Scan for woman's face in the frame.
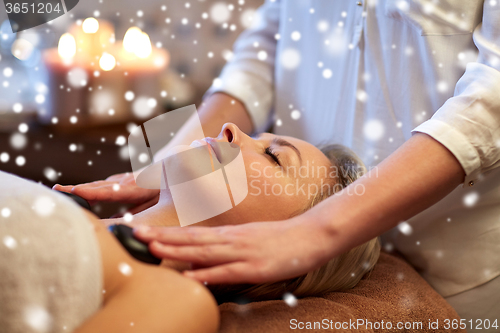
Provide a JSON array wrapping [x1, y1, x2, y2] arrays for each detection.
[[160, 123, 333, 226]]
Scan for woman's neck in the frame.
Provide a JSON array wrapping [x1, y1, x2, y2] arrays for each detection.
[[103, 192, 180, 228]]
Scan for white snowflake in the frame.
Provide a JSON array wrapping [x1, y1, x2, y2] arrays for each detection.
[[3, 235, 17, 249], [283, 292, 298, 307], [13, 103, 23, 113], [18, 123, 29, 133], [363, 120, 384, 141], [3, 67, 13, 77], [10, 133, 27, 150], [210, 2, 231, 24], [322, 68, 332, 79], [119, 262, 133, 276], [115, 136, 126, 146], [16, 156, 26, 166], [257, 50, 267, 61], [24, 305, 53, 333], [35, 94, 45, 104], [0, 152, 9, 163], [463, 192, 479, 207], [290, 110, 301, 120], [397, 221, 413, 235], [1, 207, 12, 218], [437, 81, 448, 93], [356, 90, 368, 103], [124, 91, 135, 101], [67, 67, 88, 88], [280, 48, 301, 70], [240, 9, 257, 29], [457, 49, 478, 69], [316, 20, 330, 32], [138, 153, 149, 164], [291, 31, 301, 41], [33, 196, 56, 217], [123, 213, 134, 223], [132, 97, 156, 119], [43, 167, 58, 182]]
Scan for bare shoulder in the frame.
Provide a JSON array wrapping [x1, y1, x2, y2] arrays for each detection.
[[77, 211, 219, 333]]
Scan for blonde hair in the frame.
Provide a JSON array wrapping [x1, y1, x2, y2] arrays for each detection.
[[212, 144, 381, 302]]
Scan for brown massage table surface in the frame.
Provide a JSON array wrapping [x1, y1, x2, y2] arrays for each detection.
[[218, 252, 464, 332]]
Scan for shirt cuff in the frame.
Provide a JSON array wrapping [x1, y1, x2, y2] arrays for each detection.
[[203, 69, 273, 134], [412, 119, 481, 187]]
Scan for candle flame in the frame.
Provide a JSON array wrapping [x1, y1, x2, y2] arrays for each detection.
[[136, 33, 152, 59], [82, 18, 99, 34], [123, 27, 143, 53], [58, 33, 76, 59], [99, 52, 116, 71], [123, 27, 152, 58]]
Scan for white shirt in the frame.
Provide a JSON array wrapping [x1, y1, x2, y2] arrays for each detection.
[[206, 0, 500, 322]]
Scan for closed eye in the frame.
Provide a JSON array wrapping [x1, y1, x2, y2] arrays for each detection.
[[265, 147, 281, 166]]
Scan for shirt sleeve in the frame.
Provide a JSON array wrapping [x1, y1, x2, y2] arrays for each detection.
[[203, 0, 281, 133], [411, 2, 500, 186]]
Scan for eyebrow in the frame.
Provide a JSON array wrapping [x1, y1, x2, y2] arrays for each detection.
[[272, 137, 303, 165]]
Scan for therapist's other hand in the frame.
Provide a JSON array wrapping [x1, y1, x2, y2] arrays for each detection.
[[53, 172, 160, 206], [134, 217, 333, 285]]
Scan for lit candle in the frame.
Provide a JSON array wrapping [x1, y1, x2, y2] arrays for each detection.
[[42, 22, 169, 127], [58, 33, 76, 60], [123, 27, 143, 54], [99, 52, 116, 71], [115, 27, 169, 73], [69, 17, 115, 59]]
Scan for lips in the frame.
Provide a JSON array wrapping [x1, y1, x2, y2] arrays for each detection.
[[204, 138, 221, 164]]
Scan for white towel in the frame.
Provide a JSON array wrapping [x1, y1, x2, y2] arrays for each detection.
[[0, 171, 102, 333]]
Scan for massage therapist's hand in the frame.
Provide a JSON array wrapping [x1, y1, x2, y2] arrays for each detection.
[[134, 217, 334, 284], [53, 172, 159, 211]]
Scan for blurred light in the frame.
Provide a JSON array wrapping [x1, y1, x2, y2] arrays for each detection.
[[99, 52, 116, 71], [240, 9, 257, 29], [132, 96, 156, 119], [210, 2, 231, 24], [58, 33, 76, 59], [124, 91, 135, 101], [135, 33, 152, 58], [123, 27, 143, 53], [35, 94, 45, 104], [11, 39, 35, 60], [67, 67, 89, 88], [82, 17, 99, 34]]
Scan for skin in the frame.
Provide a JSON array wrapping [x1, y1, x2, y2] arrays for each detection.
[[54, 93, 252, 212], [55, 92, 466, 286], [73, 210, 219, 333], [100, 122, 333, 229]]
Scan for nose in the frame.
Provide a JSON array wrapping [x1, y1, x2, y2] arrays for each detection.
[[219, 123, 241, 144]]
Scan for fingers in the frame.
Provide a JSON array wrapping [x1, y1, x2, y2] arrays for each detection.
[[134, 226, 229, 245], [182, 263, 256, 285], [52, 184, 74, 193], [149, 241, 239, 265], [53, 181, 111, 201], [70, 181, 117, 202]]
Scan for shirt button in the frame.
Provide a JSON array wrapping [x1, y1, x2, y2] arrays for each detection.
[[357, 1, 363, 6]]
